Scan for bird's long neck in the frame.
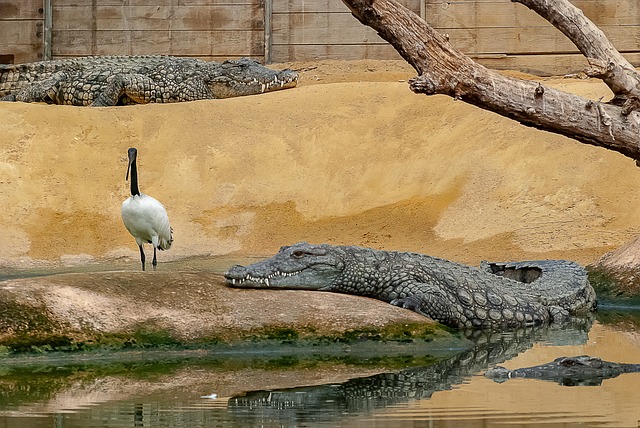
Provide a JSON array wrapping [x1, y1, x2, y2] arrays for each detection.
[[130, 159, 140, 196]]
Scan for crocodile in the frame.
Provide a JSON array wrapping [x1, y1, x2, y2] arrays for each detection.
[[224, 242, 597, 329], [485, 355, 640, 386], [0, 56, 298, 106]]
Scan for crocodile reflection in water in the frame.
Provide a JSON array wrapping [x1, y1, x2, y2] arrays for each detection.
[[485, 355, 640, 386], [227, 319, 593, 420]]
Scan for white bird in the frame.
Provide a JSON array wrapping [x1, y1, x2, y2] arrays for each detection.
[[121, 147, 173, 271], [200, 393, 218, 400]]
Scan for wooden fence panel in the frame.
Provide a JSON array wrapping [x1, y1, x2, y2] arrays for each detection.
[[269, 0, 640, 70], [53, 5, 263, 31], [270, 0, 419, 62], [425, 0, 640, 28], [272, 13, 387, 45], [52, 30, 264, 58], [1, 0, 639, 75], [444, 26, 640, 55], [422, 0, 640, 73], [272, 43, 402, 62], [0, 0, 44, 63], [51, 1, 265, 61], [272, 0, 383, 13]]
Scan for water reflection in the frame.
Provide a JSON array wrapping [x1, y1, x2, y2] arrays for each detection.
[[227, 319, 593, 424], [0, 316, 619, 427], [0, 255, 262, 282]]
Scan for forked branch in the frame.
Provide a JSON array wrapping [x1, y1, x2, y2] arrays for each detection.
[[341, 0, 640, 160]]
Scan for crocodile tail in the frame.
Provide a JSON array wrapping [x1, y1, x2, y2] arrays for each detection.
[[0, 58, 85, 96]]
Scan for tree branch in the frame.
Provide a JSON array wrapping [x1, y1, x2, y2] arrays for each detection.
[[341, 0, 640, 160], [512, 0, 640, 108], [513, 0, 631, 68]]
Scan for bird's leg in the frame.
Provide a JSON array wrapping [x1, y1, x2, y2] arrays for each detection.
[[139, 245, 146, 271], [152, 247, 158, 271]]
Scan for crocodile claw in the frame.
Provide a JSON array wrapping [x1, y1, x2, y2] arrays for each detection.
[[391, 296, 421, 311]]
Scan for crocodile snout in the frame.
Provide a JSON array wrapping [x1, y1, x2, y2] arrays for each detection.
[[224, 265, 246, 282]]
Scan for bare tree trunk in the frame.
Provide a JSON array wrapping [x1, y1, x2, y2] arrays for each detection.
[[341, 0, 640, 160]]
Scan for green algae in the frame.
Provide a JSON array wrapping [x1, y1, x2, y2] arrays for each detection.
[[588, 267, 640, 303], [328, 322, 454, 343], [0, 319, 454, 356], [238, 321, 452, 348], [248, 326, 301, 343]]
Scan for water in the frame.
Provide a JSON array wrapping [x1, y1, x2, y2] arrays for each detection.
[[1, 311, 639, 427], [0, 255, 264, 282]]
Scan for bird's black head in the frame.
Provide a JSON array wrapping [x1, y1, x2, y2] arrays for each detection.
[[126, 147, 138, 181]]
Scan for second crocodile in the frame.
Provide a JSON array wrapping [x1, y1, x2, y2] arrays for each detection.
[[485, 355, 640, 386], [0, 56, 298, 106], [225, 242, 597, 330]]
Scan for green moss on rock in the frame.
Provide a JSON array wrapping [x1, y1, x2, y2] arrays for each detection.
[[0, 322, 186, 355], [249, 327, 301, 343], [240, 321, 451, 346], [588, 267, 640, 302], [0, 295, 454, 355]]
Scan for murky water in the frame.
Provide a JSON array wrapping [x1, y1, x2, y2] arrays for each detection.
[[1, 309, 639, 427]]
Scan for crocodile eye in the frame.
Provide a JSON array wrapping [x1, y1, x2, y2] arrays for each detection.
[[291, 250, 306, 259]]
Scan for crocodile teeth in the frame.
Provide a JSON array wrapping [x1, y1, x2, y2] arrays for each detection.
[[236, 269, 302, 285]]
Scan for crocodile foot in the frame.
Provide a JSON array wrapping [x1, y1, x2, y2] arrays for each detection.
[[548, 305, 570, 322], [390, 294, 448, 322], [390, 296, 422, 312]]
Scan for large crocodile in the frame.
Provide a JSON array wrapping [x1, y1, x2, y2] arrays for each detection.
[[0, 56, 298, 106], [224, 242, 597, 329], [485, 355, 640, 386]]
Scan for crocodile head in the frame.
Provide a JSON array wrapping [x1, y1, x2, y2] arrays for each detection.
[[225, 242, 345, 289], [206, 58, 298, 98], [484, 356, 633, 386]]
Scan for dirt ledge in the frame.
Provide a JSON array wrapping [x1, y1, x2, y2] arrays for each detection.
[[0, 271, 459, 354]]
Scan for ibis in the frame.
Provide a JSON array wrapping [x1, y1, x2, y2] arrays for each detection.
[[121, 147, 173, 271]]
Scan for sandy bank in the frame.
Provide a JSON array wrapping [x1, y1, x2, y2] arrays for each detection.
[[0, 270, 454, 352], [1, 60, 639, 269]]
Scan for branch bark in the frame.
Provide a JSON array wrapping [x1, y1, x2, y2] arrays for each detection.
[[341, 0, 640, 160]]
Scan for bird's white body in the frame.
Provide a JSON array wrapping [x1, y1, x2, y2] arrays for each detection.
[[121, 147, 172, 270], [121, 193, 172, 250]]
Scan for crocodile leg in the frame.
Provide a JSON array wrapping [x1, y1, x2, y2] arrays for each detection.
[[14, 71, 68, 104], [390, 282, 551, 329], [390, 285, 458, 327], [92, 74, 161, 106], [548, 305, 570, 322]]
